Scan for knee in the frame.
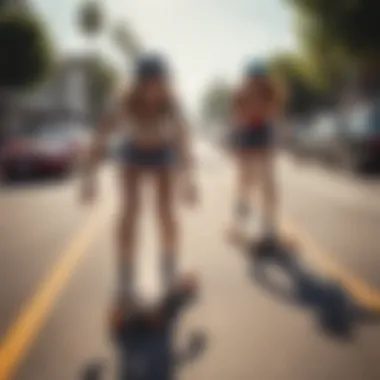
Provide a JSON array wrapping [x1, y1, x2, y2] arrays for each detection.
[[121, 197, 140, 225], [157, 199, 176, 226]]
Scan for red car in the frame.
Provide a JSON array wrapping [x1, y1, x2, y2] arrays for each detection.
[[0, 122, 91, 181]]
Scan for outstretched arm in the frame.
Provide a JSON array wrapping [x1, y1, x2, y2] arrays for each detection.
[[270, 79, 290, 144], [229, 89, 241, 128], [222, 90, 241, 151], [176, 109, 195, 176], [81, 97, 125, 199], [270, 78, 287, 121], [174, 108, 198, 204]]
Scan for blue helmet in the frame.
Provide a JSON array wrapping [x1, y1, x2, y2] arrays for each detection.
[[245, 60, 269, 78], [135, 53, 169, 80]]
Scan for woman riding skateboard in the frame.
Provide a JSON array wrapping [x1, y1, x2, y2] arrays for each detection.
[[228, 59, 285, 250], [80, 53, 198, 329]]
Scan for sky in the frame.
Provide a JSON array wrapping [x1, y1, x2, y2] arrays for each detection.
[[32, 0, 297, 114]]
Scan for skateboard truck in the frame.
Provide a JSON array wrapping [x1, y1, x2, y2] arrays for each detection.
[[110, 273, 198, 336], [148, 273, 199, 327]]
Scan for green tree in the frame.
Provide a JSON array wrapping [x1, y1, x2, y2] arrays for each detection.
[[289, 0, 380, 95], [295, 11, 353, 92], [0, 10, 55, 143], [77, 0, 107, 122], [0, 10, 54, 89], [289, 0, 380, 61], [77, 0, 104, 41], [86, 56, 118, 123], [269, 53, 328, 116], [201, 79, 233, 125], [112, 21, 142, 60]]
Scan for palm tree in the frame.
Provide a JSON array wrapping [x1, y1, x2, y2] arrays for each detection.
[[78, 0, 103, 37], [76, 1, 106, 122], [112, 21, 142, 61], [77, 0, 105, 54]]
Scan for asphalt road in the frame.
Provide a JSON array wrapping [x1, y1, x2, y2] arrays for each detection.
[[1, 140, 380, 380]]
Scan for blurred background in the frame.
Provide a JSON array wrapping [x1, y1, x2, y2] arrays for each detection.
[[1, 0, 379, 180], [0, 1, 380, 380], [0, 0, 141, 180]]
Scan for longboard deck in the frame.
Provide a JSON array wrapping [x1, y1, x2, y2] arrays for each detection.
[[111, 275, 198, 338], [109, 277, 198, 380]]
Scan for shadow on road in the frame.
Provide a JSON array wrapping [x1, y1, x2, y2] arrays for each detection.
[[247, 244, 380, 340], [81, 297, 207, 380]]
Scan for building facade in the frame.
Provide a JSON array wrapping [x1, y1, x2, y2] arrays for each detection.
[[5, 56, 90, 135]]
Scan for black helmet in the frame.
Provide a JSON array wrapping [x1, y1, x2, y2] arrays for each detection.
[[245, 59, 269, 78], [135, 53, 169, 80]]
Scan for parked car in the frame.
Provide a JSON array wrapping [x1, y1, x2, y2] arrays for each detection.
[[291, 103, 380, 172], [0, 120, 91, 181], [336, 104, 380, 171], [290, 113, 341, 162]]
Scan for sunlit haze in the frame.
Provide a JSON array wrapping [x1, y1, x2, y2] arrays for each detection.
[[32, 0, 296, 114], [1, 1, 380, 379]]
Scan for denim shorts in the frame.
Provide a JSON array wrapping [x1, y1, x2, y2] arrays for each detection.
[[119, 142, 176, 167], [230, 125, 274, 150]]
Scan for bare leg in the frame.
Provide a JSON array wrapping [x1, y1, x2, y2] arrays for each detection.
[[116, 164, 141, 308], [235, 151, 254, 221], [154, 168, 178, 292], [258, 149, 278, 239]]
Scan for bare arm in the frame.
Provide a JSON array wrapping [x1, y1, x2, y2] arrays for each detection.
[[82, 98, 124, 184], [221, 90, 241, 151], [270, 79, 291, 145], [174, 109, 199, 204], [175, 110, 195, 176], [229, 90, 241, 128], [270, 78, 287, 121]]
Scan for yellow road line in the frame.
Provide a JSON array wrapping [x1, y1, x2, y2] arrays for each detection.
[[281, 217, 380, 312], [0, 210, 101, 380]]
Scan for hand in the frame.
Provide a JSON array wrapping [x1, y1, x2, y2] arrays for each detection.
[[182, 178, 199, 207], [80, 178, 97, 205]]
